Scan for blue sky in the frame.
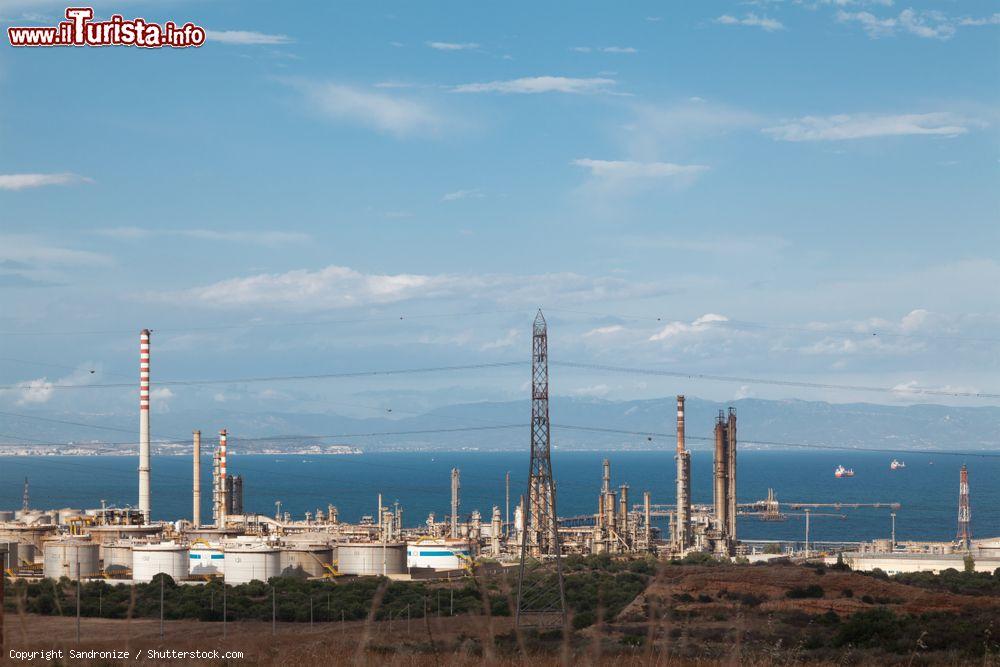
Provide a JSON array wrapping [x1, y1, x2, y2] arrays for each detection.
[[0, 0, 998, 423]]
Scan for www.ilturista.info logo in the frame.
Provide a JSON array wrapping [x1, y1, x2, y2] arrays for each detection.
[[8, 7, 206, 48]]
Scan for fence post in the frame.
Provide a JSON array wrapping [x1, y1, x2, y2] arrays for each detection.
[[223, 583, 227, 639], [272, 586, 276, 636], [309, 594, 313, 630], [159, 575, 164, 640]]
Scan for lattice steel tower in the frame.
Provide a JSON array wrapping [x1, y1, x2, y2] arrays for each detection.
[[957, 464, 971, 550], [515, 310, 566, 627]]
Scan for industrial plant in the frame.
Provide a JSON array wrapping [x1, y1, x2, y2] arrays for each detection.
[[1, 312, 997, 608]]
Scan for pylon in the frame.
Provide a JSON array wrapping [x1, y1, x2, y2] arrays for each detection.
[[515, 310, 566, 628]]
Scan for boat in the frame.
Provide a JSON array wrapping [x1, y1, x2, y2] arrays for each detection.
[[834, 465, 854, 478], [890, 459, 906, 470]]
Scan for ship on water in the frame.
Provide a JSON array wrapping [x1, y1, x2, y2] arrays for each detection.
[[834, 465, 855, 478], [890, 459, 906, 470]]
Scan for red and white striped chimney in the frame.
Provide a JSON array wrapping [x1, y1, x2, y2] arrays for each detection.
[[138, 329, 151, 522]]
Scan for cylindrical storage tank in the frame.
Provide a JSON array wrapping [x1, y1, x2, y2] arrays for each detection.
[[0, 541, 17, 570], [55, 508, 83, 524], [336, 542, 406, 576], [102, 541, 134, 574], [43, 540, 100, 579], [0, 511, 14, 521], [16, 542, 36, 567], [279, 546, 333, 578], [189, 545, 225, 577], [406, 540, 471, 570], [224, 545, 280, 584], [132, 543, 189, 583]]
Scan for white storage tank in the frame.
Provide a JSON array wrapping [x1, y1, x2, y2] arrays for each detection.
[[0, 511, 14, 521], [406, 539, 472, 570], [337, 542, 406, 576], [224, 544, 280, 584], [280, 546, 333, 578], [132, 542, 189, 583], [189, 544, 225, 577], [43, 539, 100, 579], [101, 541, 134, 574]]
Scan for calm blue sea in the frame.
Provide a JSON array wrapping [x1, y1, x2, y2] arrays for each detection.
[[1, 450, 996, 544]]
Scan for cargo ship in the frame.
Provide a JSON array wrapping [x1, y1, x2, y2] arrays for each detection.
[[890, 459, 906, 470], [834, 465, 854, 478]]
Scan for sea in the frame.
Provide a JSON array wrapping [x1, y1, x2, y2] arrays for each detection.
[[1, 450, 996, 545]]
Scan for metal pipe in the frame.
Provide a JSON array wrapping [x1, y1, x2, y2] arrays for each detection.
[[714, 411, 728, 552], [675, 395, 690, 550], [218, 429, 228, 528], [727, 408, 738, 547], [450, 468, 460, 539]]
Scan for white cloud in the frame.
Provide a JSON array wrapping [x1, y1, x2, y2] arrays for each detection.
[[763, 112, 971, 141], [573, 158, 709, 179], [94, 227, 310, 245], [837, 9, 964, 39], [480, 328, 520, 351], [427, 41, 479, 51], [583, 324, 625, 337], [0, 234, 110, 267], [14, 378, 53, 405], [715, 13, 785, 31], [286, 79, 446, 137], [4, 364, 99, 406], [441, 188, 484, 202], [573, 46, 638, 54], [207, 30, 292, 45], [571, 384, 611, 398], [649, 313, 729, 342], [451, 76, 615, 94], [0, 173, 90, 190], [156, 264, 666, 311], [958, 14, 1000, 27]]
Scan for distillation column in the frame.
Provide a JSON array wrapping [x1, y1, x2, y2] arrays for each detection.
[[192, 430, 201, 526], [450, 467, 460, 538], [674, 395, 691, 550]]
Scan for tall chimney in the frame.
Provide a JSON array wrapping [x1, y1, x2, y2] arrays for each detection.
[[192, 430, 201, 526], [957, 465, 971, 550], [450, 468, 460, 539], [217, 429, 228, 528], [726, 408, 738, 547], [138, 329, 151, 523], [674, 395, 691, 550], [713, 410, 728, 553]]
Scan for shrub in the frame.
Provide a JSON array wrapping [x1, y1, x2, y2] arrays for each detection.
[[786, 584, 824, 599]]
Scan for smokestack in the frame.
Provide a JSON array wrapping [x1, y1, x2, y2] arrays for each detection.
[[674, 395, 691, 550], [217, 429, 228, 528], [602, 458, 611, 494], [618, 483, 628, 537], [450, 468, 460, 538], [957, 465, 971, 550], [713, 410, 728, 553], [192, 430, 201, 526], [138, 329, 151, 523], [643, 491, 651, 545], [726, 408, 738, 547]]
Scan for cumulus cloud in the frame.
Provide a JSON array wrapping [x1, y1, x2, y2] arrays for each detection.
[[3, 365, 99, 406], [715, 14, 785, 31], [835, 8, 984, 39], [155, 265, 666, 311], [451, 76, 615, 94], [763, 112, 971, 141], [649, 314, 729, 342], [0, 173, 91, 190], [207, 30, 292, 45], [427, 41, 479, 50], [285, 79, 447, 137]]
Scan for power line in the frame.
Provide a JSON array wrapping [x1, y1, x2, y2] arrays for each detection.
[[551, 361, 1000, 399], [0, 308, 530, 337], [0, 361, 526, 390]]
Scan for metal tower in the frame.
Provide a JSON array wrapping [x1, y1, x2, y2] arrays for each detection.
[[21, 477, 29, 512], [515, 310, 566, 627], [957, 464, 971, 550]]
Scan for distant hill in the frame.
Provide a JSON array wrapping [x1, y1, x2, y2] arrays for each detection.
[[3, 396, 999, 453]]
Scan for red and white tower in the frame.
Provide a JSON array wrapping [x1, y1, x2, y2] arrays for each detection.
[[957, 464, 971, 550], [138, 329, 151, 522]]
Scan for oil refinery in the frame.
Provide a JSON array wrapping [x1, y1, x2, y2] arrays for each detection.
[[1, 311, 996, 591]]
